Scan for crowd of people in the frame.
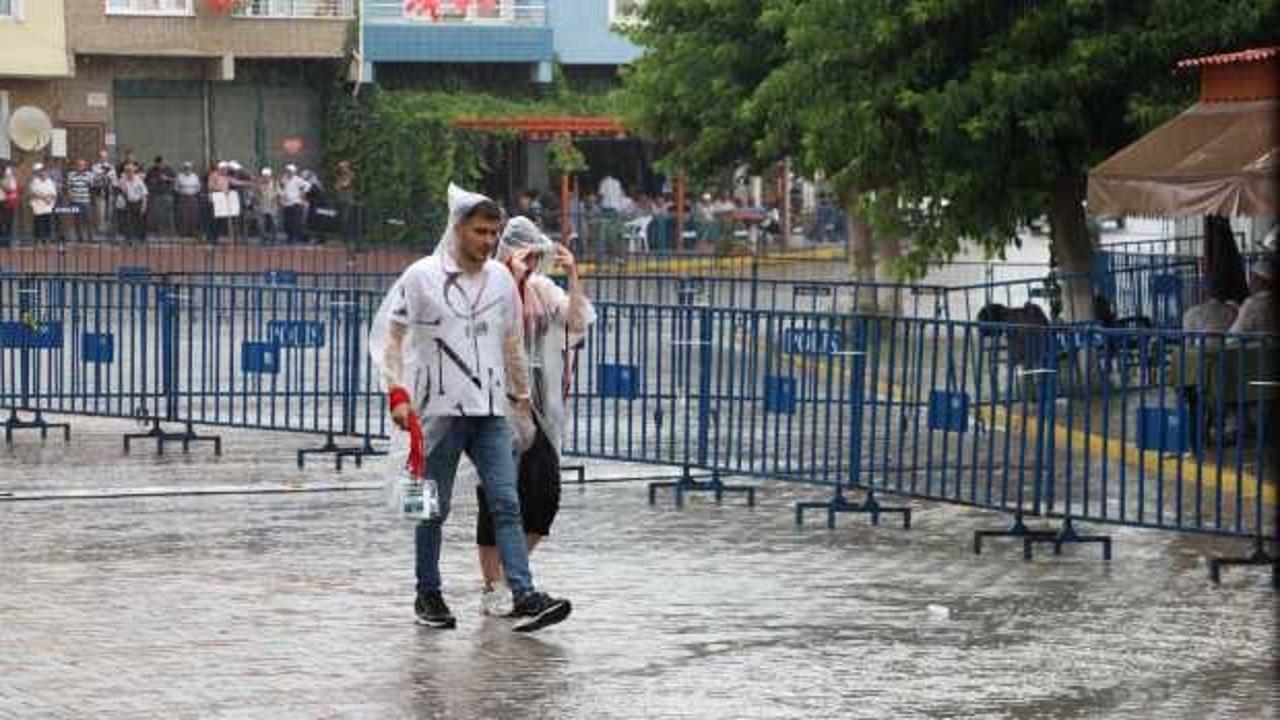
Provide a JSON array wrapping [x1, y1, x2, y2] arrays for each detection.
[[519, 175, 845, 257], [0, 151, 358, 247]]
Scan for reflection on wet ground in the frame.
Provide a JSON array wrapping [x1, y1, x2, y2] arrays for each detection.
[[1, 419, 1276, 718]]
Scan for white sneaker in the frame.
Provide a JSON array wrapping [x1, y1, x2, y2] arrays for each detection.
[[480, 585, 510, 617]]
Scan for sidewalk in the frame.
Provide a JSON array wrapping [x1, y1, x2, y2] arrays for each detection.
[[1, 418, 1275, 718]]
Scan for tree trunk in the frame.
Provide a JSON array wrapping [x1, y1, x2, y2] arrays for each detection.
[[875, 231, 902, 315], [842, 189, 877, 312], [1049, 174, 1095, 322]]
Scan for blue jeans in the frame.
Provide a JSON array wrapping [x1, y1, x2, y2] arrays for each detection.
[[415, 416, 534, 600]]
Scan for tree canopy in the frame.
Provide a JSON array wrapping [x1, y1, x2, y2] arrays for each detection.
[[622, 0, 1278, 282]]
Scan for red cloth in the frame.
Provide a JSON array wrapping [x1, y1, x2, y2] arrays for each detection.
[[406, 411, 425, 478], [388, 385, 411, 413]]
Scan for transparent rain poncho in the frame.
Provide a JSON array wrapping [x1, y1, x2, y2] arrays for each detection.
[[497, 216, 597, 455], [368, 184, 530, 456]]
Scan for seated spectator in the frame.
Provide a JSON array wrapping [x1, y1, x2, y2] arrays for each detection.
[[1228, 258, 1274, 334]]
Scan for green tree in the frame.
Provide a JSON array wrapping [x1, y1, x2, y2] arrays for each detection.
[[624, 0, 1278, 318], [620, 0, 787, 181]]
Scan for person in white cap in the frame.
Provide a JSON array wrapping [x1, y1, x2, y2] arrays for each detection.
[[1229, 258, 1275, 335], [279, 164, 310, 244], [369, 184, 572, 633], [28, 163, 58, 243], [473, 216, 595, 615], [256, 168, 280, 244]]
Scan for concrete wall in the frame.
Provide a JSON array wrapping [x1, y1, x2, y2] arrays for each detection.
[[0, 0, 71, 77], [65, 0, 350, 59]]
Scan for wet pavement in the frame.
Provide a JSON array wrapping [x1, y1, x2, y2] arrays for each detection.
[[2, 415, 1277, 719]]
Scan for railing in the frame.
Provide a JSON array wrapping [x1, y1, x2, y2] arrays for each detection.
[[368, 0, 547, 24], [233, 0, 355, 18], [3, 270, 1274, 580], [105, 0, 195, 16], [567, 300, 1278, 545]]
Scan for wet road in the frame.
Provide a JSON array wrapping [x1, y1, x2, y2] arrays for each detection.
[[1, 418, 1276, 719]]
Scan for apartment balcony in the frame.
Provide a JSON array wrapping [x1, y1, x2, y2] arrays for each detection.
[[233, 0, 356, 19], [363, 0, 552, 64]]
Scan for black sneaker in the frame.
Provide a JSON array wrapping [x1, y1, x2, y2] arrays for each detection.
[[414, 591, 457, 629], [510, 591, 572, 633]]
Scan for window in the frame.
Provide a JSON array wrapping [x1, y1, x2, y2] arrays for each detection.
[[0, 0, 18, 20], [608, 0, 644, 26], [105, 0, 194, 16]]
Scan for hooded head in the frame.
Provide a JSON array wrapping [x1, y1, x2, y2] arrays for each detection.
[[432, 183, 503, 265], [498, 215, 555, 270]]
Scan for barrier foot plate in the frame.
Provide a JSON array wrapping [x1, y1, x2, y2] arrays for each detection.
[[561, 464, 587, 486], [973, 515, 1057, 556], [1209, 541, 1278, 589], [298, 435, 387, 470], [649, 467, 755, 509], [1023, 518, 1112, 561], [5, 411, 71, 444], [795, 490, 911, 530], [124, 422, 220, 456]]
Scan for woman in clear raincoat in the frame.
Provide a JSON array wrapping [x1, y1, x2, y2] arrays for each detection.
[[475, 216, 596, 614]]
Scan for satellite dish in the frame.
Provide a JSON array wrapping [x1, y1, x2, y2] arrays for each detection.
[[8, 106, 53, 152]]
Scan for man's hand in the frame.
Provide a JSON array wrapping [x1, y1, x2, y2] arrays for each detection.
[[388, 385, 413, 431], [391, 401, 412, 431]]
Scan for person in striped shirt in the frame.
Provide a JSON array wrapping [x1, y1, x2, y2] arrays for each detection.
[[64, 158, 95, 243]]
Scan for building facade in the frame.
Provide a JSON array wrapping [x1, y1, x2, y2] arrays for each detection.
[[0, 0, 73, 160], [2, 0, 353, 170], [362, 0, 639, 84], [361, 0, 644, 196]]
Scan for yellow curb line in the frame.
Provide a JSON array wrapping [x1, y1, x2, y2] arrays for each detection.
[[580, 246, 844, 277]]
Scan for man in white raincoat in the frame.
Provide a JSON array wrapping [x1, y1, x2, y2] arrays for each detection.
[[370, 185, 572, 632], [474, 217, 596, 614]]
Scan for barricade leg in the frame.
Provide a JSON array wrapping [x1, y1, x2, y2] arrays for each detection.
[[561, 464, 587, 487], [794, 488, 911, 530], [298, 433, 387, 470], [4, 410, 71, 444], [973, 512, 1058, 557], [648, 465, 755, 508], [1209, 538, 1279, 589], [1022, 517, 1113, 561], [124, 420, 220, 456]]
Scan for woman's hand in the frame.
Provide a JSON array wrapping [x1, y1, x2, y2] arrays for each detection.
[[553, 243, 577, 278]]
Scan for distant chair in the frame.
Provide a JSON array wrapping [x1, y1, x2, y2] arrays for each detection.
[[623, 215, 651, 254]]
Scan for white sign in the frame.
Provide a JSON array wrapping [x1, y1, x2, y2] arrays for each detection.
[[212, 191, 241, 219], [87, 92, 108, 109], [50, 128, 67, 158], [105, 132, 117, 146]]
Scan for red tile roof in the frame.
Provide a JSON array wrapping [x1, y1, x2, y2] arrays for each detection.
[[1177, 46, 1280, 69]]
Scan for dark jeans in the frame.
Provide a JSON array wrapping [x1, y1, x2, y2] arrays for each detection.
[[72, 202, 94, 243], [283, 204, 304, 244], [176, 195, 200, 237], [123, 202, 146, 243], [33, 213, 53, 242], [0, 205, 13, 245], [414, 416, 534, 599], [259, 212, 277, 243]]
